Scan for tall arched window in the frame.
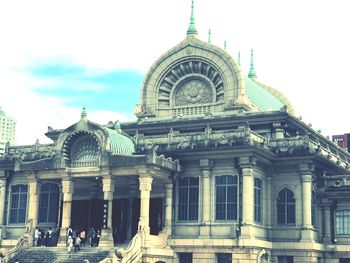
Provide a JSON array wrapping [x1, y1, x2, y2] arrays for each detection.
[[277, 188, 295, 225], [216, 175, 238, 220], [39, 183, 59, 224]]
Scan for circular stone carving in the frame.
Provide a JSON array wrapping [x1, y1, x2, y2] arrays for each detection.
[[175, 78, 212, 106]]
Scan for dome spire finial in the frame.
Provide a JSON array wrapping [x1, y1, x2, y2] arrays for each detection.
[[208, 29, 212, 44], [224, 40, 227, 50], [248, 49, 257, 79], [238, 52, 241, 66], [81, 107, 87, 120], [187, 0, 198, 36]]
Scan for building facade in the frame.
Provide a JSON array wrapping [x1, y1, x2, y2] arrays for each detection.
[[0, 107, 16, 156], [1, 3, 350, 263]]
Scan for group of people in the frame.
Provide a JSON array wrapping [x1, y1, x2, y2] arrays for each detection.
[[66, 227, 101, 253], [34, 227, 54, 247]]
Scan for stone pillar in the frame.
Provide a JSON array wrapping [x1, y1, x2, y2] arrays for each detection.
[[127, 183, 138, 240], [273, 122, 284, 139], [27, 174, 41, 229], [138, 173, 153, 235], [58, 177, 74, 246], [299, 164, 314, 241], [199, 159, 213, 238], [164, 182, 173, 235], [99, 176, 115, 247], [265, 176, 272, 227], [239, 157, 256, 238], [322, 203, 332, 243], [0, 178, 7, 226]]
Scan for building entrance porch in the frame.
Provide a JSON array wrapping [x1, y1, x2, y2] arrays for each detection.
[[70, 197, 164, 245]]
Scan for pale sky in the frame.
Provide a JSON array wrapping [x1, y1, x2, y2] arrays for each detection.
[[0, 0, 349, 145]]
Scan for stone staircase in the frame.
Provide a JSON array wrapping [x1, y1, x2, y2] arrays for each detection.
[[7, 247, 110, 263]]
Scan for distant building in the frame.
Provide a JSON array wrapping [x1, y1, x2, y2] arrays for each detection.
[[0, 107, 16, 155], [332, 133, 350, 152]]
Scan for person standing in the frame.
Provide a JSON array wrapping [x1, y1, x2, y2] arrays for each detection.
[[34, 227, 40, 247], [80, 230, 86, 247]]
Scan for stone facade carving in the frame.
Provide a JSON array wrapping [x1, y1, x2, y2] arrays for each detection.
[[174, 78, 212, 106]]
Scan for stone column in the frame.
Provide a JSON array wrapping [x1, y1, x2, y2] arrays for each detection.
[[0, 176, 7, 239], [273, 122, 284, 139], [299, 164, 314, 241], [0, 177, 7, 226], [164, 182, 173, 235], [322, 202, 332, 243], [265, 176, 272, 233], [99, 176, 115, 247], [199, 159, 213, 238], [239, 157, 256, 238], [27, 174, 41, 229], [127, 183, 138, 240], [138, 173, 153, 235], [58, 177, 74, 246]]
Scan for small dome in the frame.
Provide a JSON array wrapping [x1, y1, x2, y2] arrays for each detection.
[[104, 127, 135, 155], [245, 77, 284, 111]]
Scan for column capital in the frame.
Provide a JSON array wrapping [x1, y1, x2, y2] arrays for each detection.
[[0, 178, 6, 188], [301, 174, 312, 183], [61, 178, 74, 194], [238, 156, 257, 168], [199, 159, 213, 170], [298, 163, 315, 174], [139, 176, 153, 191], [102, 177, 115, 193], [25, 171, 39, 180]]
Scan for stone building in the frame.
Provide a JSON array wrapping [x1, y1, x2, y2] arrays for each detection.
[[0, 2, 350, 263]]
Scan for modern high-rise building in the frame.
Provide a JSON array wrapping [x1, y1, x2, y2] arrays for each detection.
[[0, 107, 16, 155], [0, 2, 350, 263], [332, 134, 350, 153]]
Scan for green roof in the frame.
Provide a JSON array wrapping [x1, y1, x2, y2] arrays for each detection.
[[104, 127, 135, 155], [245, 77, 284, 111]]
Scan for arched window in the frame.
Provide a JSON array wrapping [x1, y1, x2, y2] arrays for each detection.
[[10, 184, 28, 224], [70, 135, 100, 168], [254, 178, 262, 223], [277, 188, 295, 225], [215, 175, 238, 220], [39, 183, 59, 224]]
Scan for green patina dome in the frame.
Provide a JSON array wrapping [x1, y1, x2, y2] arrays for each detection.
[[104, 127, 135, 155], [245, 77, 284, 111]]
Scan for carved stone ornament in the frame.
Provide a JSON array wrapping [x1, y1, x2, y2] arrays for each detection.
[[175, 78, 212, 106]]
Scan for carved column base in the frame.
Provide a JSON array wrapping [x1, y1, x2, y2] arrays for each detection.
[[199, 224, 211, 238], [99, 228, 114, 247], [240, 224, 253, 238], [301, 229, 314, 242], [57, 228, 68, 247]]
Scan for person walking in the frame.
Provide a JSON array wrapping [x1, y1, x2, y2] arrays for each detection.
[[75, 236, 81, 252], [67, 236, 73, 253]]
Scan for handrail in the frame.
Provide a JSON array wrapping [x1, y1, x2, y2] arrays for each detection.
[[2, 234, 29, 263]]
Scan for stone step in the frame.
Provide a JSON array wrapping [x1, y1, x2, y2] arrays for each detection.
[[8, 247, 111, 263]]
